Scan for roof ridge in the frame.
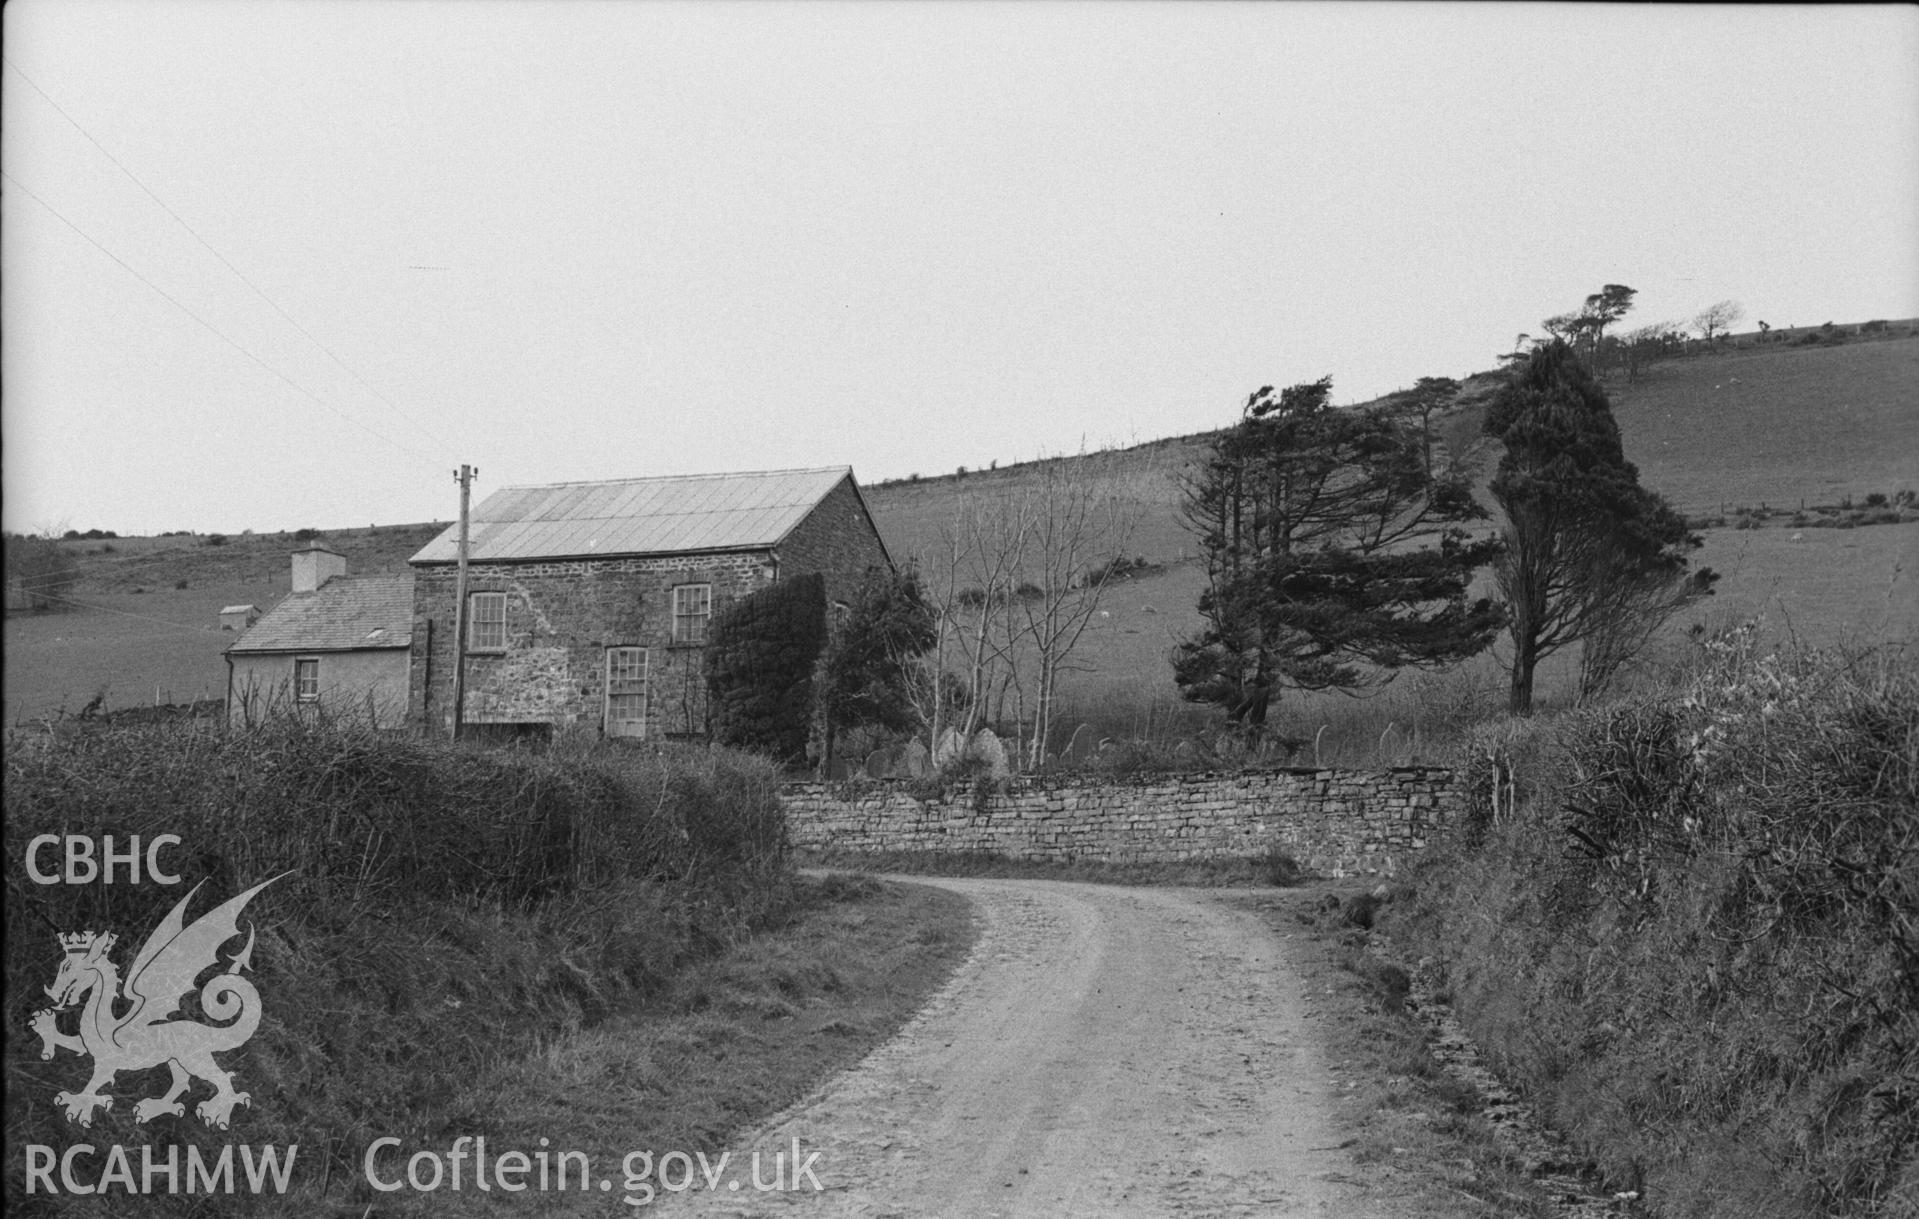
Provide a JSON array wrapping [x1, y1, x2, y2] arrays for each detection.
[[495, 466, 850, 492], [408, 467, 864, 564], [226, 570, 414, 654]]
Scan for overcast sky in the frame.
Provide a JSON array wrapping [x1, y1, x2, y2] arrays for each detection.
[[3, 1, 1914, 536]]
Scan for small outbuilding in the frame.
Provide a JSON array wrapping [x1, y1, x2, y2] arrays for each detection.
[[219, 604, 261, 631], [225, 547, 413, 728]]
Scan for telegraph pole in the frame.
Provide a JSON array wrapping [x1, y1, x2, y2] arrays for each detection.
[[449, 464, 476, 741]]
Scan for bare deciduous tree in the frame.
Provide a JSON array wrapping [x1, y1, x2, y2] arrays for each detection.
[[911, 491, 1024, 752], [907, 449, 1142, 770], [1693, 299, 1744, 344], [1005, 453, 1140, 767], [1576, 543, 1718, 702]]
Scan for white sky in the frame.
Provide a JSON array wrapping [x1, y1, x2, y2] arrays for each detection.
[[3, 1, 1915, 536]]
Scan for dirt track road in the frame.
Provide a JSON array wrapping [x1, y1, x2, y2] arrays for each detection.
[[661, 878, 1387, 1217]]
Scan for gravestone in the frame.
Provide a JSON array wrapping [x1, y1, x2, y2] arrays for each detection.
[[899, 738, 932, 777], [968, 728, 1010, 778], [864, 747, 896, 779], [933, 726, 965, 768]]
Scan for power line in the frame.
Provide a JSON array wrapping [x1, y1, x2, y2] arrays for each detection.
[[21, 547, 232, 583], [2, 168, 444, 469], [3, 56, 459, 459], [11, 589, 227, 636]]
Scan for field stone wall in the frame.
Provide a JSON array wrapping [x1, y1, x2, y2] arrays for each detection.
[[782, 767, 1464, 878], [409, 552, 770, 738]]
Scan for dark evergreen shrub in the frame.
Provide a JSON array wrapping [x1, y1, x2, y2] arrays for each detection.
[[704, 573, 827, 766]]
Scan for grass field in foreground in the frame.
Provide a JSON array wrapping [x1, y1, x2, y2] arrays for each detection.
[[290, 874, 975, 1217]]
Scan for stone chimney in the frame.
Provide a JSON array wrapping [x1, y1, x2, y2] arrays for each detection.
[[291, 545, 347, 593]]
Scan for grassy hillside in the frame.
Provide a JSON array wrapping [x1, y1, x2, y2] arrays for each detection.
[[865, 434, 1208, 568], [4, 524, 443, 724], [861, 328, 1915, 750], [868, 330, 1916, 564], [8, 327, 1913, 730], [1609, 333, 1918, 516], [1012, 515, 1915, 762]]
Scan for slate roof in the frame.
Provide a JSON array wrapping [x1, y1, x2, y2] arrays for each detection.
[[227, 575, 413, 653], [409, 466, 859, 564]]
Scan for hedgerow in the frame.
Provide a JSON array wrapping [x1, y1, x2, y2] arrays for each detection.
[[1392, 626, 1917, 1217], [4, 714, 789, 1215]]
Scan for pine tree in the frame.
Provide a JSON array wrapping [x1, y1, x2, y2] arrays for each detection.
[[1174, 378, 1503, 732], [1484, 340, 1716, 711]]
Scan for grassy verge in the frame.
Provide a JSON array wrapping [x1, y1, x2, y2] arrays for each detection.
[[798, 845, 1305, 887], [268, 873, 976, 1215], [1230, 885, 1562, 1219]]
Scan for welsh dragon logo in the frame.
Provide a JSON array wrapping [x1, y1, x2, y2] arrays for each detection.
[[30, 875, 285, 1129]]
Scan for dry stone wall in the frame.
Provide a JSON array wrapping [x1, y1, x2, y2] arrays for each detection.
[[782, 768, 1463, 878]]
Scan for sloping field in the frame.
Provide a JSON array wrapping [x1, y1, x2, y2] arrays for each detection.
[[1609, 333, 1918, 515], [4, 587, 252, 721], [1014, 517, 1916, 756], [1692, 520, 1916, 642], [9, 331, 1912, 727], [866, 333, 1919, 569], [62, 521, 446, 593], [3, 524, 442, 723], [864, 434, 1209, 569]]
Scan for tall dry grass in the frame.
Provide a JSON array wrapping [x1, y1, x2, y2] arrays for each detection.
[[1051, 657, 1519, 769]]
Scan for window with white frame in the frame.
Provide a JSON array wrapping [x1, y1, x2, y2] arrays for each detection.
[[469, 591, 506, 652], [672, 584, 711, 644], [605, 647, 648, 738], [294, 657, 319, 703]]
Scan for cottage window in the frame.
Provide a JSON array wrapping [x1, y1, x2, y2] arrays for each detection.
[[672, 584, 711, 644], [469, 592, 506, 652], [605, 647, 648, 738], [294, 657, 319, 703]]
